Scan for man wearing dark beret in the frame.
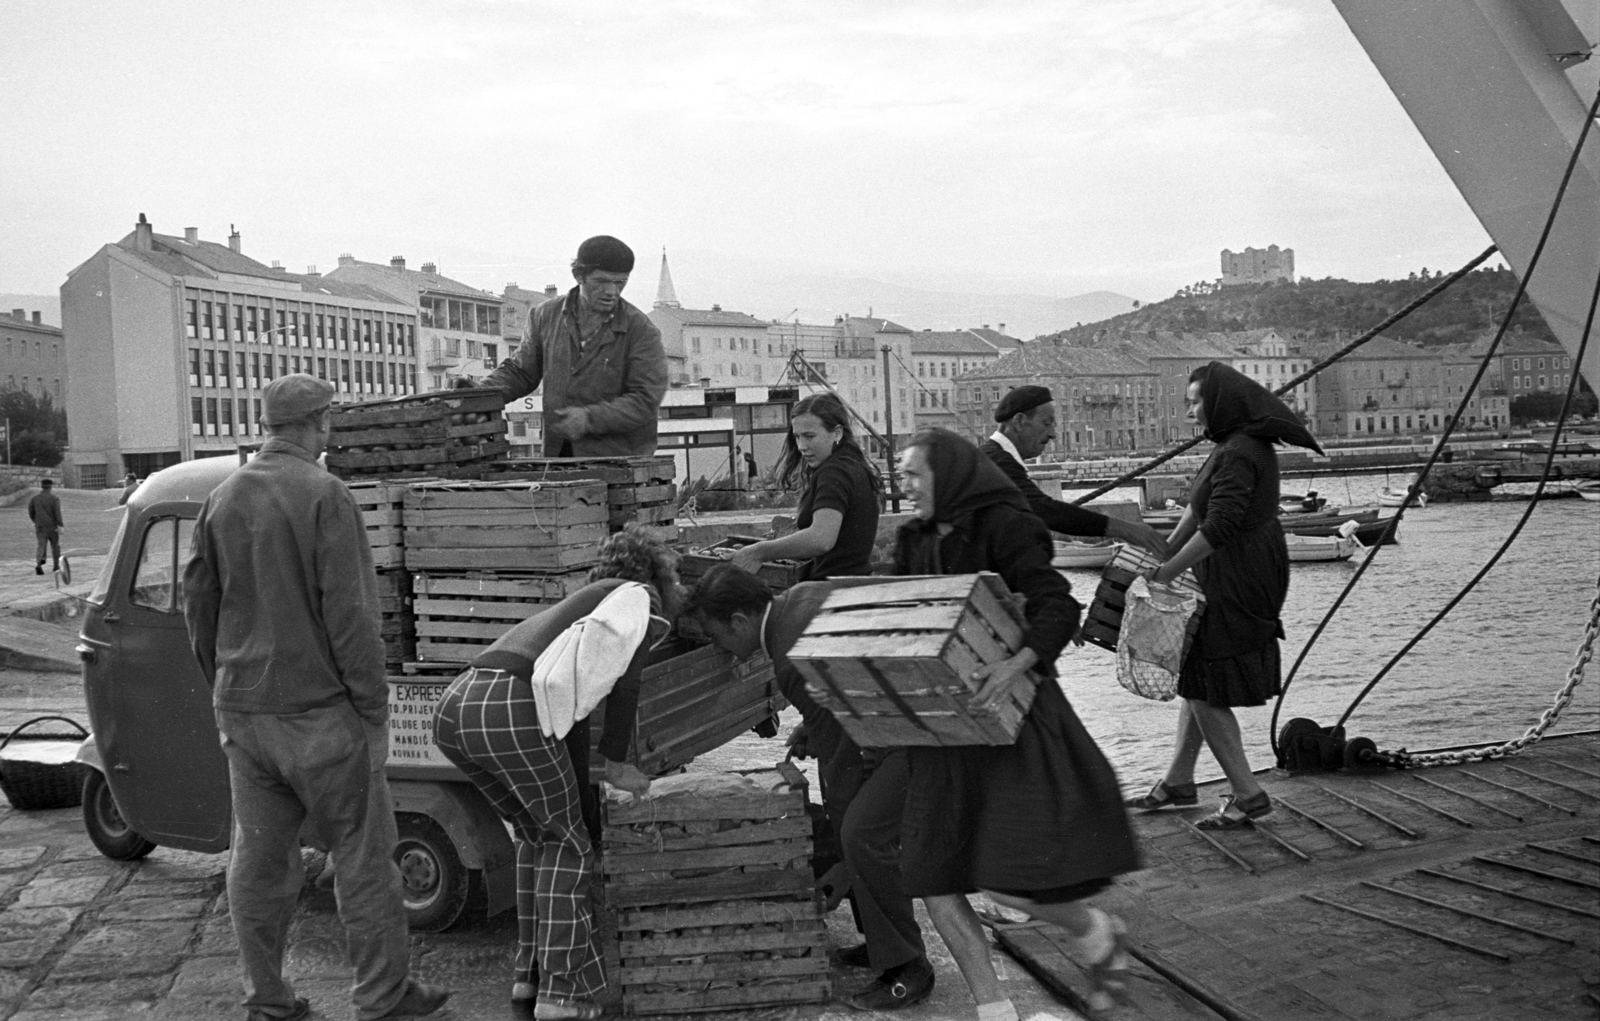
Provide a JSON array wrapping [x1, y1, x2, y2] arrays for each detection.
[[482, 235, 668, 456], [981, 385, 1167, 553]]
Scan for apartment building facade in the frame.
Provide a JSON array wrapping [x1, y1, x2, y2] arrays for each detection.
[[908, 328, 1020, 430], [953, 341, 1160, 453], [0, 308, 66, 403], [1307, 335, 1450, 438], [61, 216, 421, 487], [327, 256, 509, 389]]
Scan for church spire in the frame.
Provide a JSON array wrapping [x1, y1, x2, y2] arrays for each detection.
[[654, 247, 681, 309]]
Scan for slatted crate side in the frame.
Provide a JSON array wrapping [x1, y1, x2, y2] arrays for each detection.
[[623, 980, 831, 1017], [608, 500, 676, 529], [329, 389, 503, 428], [677, 553, 801, 595], [605, 815, 813, 856], [328, 440, 511, 473], [602, 783, 805, 827], [404, 545, 601, 572], [488, 454, 676, 486], [787, 573, 1035, 747], [330, 418, 504, 448], [606, 481, 677, 508], [401, 502, 609, 529], [402, 480, 609, 512], [406, 521, 609, 549], [413, 571, 590, 602]]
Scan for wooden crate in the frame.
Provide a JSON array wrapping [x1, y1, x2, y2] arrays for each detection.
[[327, 388, 508, 478], [348, 481, 409, 569], [1081, 546, 1204, 654], [601, 766, 829, 1015], [677, 538, 802, 596], [786, 573, 1035, 747], [411, 570, 592, 663], [373, 568, 415, 667], [588, 640, 785, 776], [486, 456, 679, 535], [401, 480, 608, 571]]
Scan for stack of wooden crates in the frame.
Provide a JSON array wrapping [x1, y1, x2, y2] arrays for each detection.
[[325, 388, 508, 480], [599, 766, 830, 1014], [490, 456, 678, 543], [348, 480, 415, 669], [402, 479, 608, 663]]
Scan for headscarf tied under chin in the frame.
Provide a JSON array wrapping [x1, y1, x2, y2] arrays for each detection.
[[915, 427, 1030, 525], [1195, 361, 1323, 454]]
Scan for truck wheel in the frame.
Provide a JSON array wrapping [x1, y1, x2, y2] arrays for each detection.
[[394, 813, 471, 932], [82, 770, 156, 861]]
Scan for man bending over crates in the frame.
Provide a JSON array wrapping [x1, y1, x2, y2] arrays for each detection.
[[480, 235, 669, 457], [684, 566, 936, 1011]]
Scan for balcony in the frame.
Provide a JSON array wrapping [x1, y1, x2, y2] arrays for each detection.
[[1082, 393, 1121, 406], [426, 346, 462, 370]]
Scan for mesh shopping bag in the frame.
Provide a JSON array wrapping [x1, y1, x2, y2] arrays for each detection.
[[1115, 576, 1203, 702]]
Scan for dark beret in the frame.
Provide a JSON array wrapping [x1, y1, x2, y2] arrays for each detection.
[[575, 235, 634, 274], [993, 385, 1054, 422]]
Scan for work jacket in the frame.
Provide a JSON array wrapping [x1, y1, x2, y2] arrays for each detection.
[[182, 438, 388, 724], [979, 437, 1110, 539], [483, 288, 668, 456], [27, 491, 63, 533]]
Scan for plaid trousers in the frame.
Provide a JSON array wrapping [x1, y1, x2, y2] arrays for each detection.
[[433, 668, 605, 1001]]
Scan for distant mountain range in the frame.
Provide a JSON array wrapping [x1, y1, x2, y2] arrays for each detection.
[[0, 295, 58, 326]]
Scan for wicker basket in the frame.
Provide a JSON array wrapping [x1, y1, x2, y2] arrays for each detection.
[[0, 716, 90, 811]]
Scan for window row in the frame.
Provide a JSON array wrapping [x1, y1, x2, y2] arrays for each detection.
[[186, 297, 415, 356], [1509, 355, 1570, 371], [689, 335, 760, 354], [2, 337, 57, 360], [419, 297, 501, 335], [189, 349, 419, 396], [5, 377, 61, 399]]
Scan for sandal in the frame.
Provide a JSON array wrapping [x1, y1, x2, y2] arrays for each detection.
[[1194, 790, 1272, 830], [512, 981, 537, 1002], [1081, 911, 1131, 1012], [534, 999, 602, 1020], [1125, 780, 1198, 810]]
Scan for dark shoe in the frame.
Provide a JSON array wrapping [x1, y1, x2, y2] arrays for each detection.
[[1195, 790, 1272, 830], [834, 943, 872, 968], [1125, 780, 1197, 810], [247, 997, 311, 1021], [373, 981, 451, 1020], [34, 565, 42, 576], [847, 957, 934, 1011]]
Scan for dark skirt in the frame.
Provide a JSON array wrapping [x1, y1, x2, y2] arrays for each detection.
[[898, 680, 1140, 898], [1177, 640, 1282, 708]]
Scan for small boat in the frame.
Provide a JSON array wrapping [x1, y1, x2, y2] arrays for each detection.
[[1285, 521, 1365, 562], [1280, 491, 1327, 513], [1052, 538, 1122, 569], [1285, 513, 1399, 546], [1577, 481, 1600, 503], [1378, 473, 1428, 508]]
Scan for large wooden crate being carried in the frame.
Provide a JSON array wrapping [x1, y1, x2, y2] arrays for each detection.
[[326, 388, 508, 479], [787, 573, 1035, 747], [600, 766, 829, 1015]]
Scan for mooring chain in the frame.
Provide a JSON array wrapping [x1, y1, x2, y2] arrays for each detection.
[[1389, 569, 1599, 768]]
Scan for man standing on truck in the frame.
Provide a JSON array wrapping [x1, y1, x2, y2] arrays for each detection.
[[27, 478, 63, 576], [480, 234, 669, 456], [182, 374, 449, 1021]]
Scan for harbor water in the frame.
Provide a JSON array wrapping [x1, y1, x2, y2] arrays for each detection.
[[705, 473, 1600, 795]]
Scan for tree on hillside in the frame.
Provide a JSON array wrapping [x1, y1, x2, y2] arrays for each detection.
[[1511, 390, 1598, 423], [0, 388, 68, 467]]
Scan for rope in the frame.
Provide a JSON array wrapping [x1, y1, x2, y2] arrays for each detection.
[[1270, 79, 1600, 757], [1067, 244, 1498, 507]]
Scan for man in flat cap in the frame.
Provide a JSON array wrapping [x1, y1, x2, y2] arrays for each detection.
[[982, 384, 1167, 553], [482, 235, 668, 456], [183, 375, 449, 1021]]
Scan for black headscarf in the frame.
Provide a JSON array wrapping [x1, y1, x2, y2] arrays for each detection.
[[1195, 361, 1323, 454], [916, 428, 1029, 524]]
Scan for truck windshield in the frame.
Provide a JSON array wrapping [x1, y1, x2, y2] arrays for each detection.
[[85, 508, 129, 606]]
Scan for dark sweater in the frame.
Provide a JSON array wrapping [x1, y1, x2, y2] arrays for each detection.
[[979, 439, 1109, 538]]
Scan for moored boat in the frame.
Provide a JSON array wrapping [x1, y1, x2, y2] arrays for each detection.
[[1379, 473, 1429, 508], [1576, 481, 1600, 503], [1051, 538, 1122, 569]]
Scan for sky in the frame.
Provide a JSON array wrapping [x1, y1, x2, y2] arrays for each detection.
[[0, 0, 1516, 320]]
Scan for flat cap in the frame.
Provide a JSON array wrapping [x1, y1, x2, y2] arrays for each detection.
[[262, 373, 335, 425], [575, 235, 634, 274], [994, 384, 1054, 422]]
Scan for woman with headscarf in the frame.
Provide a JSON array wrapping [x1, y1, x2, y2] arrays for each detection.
[[1129, 362, 1323, 829], [895, 428, 1141, 1019], [432, 526, 680, 1019]]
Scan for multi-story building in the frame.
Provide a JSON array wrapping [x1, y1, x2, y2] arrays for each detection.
[[1497, 334, 1579, 401], [766, 314, 915, 448], [953, 340, 1160, 453], [327, 255, 510, 389], [500, 283, 560, 348], [1220, 245, 1295, 285], [1208, 329, 1317, 426], [647, 253, 783, 388], [908, 328, 1021, 430], [1440, 342, 1510, 431], [0, 308, 66, 404], [1306, 335, 1447, 438], [1115, 332, 1238, 444], [60, 216, 421, 487]]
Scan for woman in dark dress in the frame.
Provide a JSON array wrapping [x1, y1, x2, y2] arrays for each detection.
[[1129, 362, 1322, 828], [730, 392, 880, 580], [895, 428, 1141, 1018]]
